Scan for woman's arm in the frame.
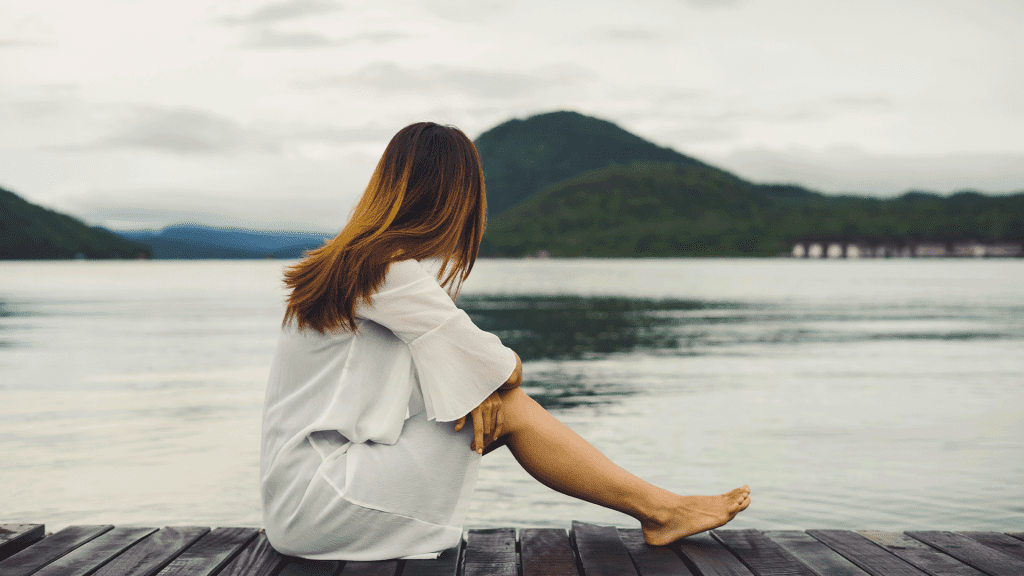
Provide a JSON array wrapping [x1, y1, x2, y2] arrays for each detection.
[[456, 350, 520, 453], [500, 352, 523, 390]]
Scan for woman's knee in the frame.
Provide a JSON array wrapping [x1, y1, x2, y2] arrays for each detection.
[[497, 386, 535, 431]]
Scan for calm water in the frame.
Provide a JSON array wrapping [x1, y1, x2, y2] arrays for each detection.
[[1, 259, 1022, 533]]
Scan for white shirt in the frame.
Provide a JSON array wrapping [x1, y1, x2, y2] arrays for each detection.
[[260, 259, 516, 560]]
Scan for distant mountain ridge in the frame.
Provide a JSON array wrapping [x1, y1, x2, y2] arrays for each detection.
[[4, 111, 1022, 260], [117, 225, 333, 259], [1, 186, 151, 259], [476, 112, 1024, 257]]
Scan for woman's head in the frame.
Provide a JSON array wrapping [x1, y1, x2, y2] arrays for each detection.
[[283, 122, 487, 332]]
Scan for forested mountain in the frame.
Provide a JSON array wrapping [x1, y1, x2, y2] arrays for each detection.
[[474, 111, 709, 217], [1, 186, 151, 259], [480, 162, 1024, 257], [476, 113, 1024, 257]]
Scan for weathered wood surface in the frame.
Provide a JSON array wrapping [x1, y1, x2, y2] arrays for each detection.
[[907, 531, 1024, 576], [807, 529, 928, 576], [958, 531, 1024, 563], [32, 527, 157, 576], [0, 525, 112, 576], [618, 528, 694, 576], [674, 532, 755, 576], [91, 526, 209, 576], [763, 530, 870, 576], [0, 525, 45, 563], [155, 527, 259, 576], [3, 523, 1020, 576], [570, 521, 638, 576], [521, 528, 577, 576], [712, 529, 817, 576], [463, 528, 516, 576], [857, 530, 985, 576], [215, 533, 284, 576]]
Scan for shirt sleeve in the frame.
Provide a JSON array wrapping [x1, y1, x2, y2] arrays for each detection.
[[355, 260, 517, 422]]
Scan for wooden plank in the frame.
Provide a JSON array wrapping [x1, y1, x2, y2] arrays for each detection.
[[463, 528, 517, 576], [958, 532, 1024, 563], [907, 531, 1024, 576], [402, 542, 463, 576], [0, 525, 45, 562], [215, 532, 285, 576], [153, 527, 258, 576], [712, 529, 817, 576], [0, 525, 113, 576], [33, 527, 157, 576], [521, 528, 577, 576], [857, 531, 985, 576], [673, 533, 754, 576], [337, 559, 398, 576], [764, 531, 870, 576], [617, 528, 694, 576], [90, 526, 209, 576], [276, 558, 340, 576], [806, 530, 927, 576], [570, 522, 636, 576]]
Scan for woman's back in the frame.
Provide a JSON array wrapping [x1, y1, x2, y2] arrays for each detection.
[[261, 259, 517, 560]]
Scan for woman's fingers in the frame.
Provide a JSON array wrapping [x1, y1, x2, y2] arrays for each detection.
[[473, 407, 484, 454], [455, 416, 465, 432], [482, 402, 494, 441]]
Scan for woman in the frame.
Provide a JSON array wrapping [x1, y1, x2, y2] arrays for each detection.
[[260, 122, 751, 561]]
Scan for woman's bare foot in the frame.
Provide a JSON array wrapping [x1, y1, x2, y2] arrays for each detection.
[[641, 485, 751, 546]]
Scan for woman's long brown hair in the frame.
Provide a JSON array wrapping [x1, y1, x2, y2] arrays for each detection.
[[282, 122, 487, 333]]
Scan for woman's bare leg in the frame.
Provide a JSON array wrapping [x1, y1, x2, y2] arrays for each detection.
[[488, 387, 751, 545]]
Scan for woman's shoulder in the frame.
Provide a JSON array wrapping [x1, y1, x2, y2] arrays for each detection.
[[382, 259, 432, 287], [382, 258, 455, 290]]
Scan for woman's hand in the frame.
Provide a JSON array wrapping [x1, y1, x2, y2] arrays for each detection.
[[455, 390, 504, 454]]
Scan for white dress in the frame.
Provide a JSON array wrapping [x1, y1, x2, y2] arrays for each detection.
[[260, 259, 516, 561]]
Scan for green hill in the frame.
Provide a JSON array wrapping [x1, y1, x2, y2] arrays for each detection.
[[480, 161, 1024, 258], [1, 186, 151, 259], [474, 110, 708, 217]]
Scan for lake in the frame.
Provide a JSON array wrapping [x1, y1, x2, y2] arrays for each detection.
[[0, 258, 1022, 533]]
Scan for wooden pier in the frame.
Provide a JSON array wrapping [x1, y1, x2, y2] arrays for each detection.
[[2, 522, 1023, 576]]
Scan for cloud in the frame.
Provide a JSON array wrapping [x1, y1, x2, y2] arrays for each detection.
[[290, 124, 397, 144], [422, 0, 512, 22], [663, 125, 736, 143], [307, 62, 596, 100], [711, 147, 1024, 195], [827, 95, 892, 108], [96, 109, 278, 154], [246, 29, 409, 49], [220, 0, 341, 24], [0, 39, 46, 47], [248, 29, 332, 47], [589, 27, 664, 42], [681, 0, 746, 9]]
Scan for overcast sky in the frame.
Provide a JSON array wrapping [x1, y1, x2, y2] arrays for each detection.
[[2, 0, 1023, 232]]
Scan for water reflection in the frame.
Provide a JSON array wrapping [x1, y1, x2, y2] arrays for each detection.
[[461, 295, 1021, 360], [460, 295, 732, 361], [459, 294, 1023, 410]]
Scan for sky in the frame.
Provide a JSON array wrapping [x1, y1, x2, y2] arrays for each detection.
[[2, 0, 1023, 232]]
